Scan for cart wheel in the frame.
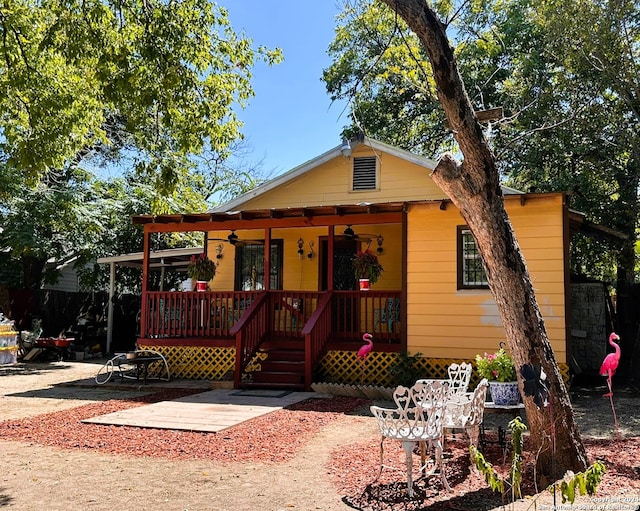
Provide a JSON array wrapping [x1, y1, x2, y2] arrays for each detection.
[[95, 358, 117, 385]]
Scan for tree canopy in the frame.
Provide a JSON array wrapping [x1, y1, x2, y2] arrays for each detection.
[[324, 0, 639, 286], [0, 0, 280, 289], [0, 0, 281, 191]]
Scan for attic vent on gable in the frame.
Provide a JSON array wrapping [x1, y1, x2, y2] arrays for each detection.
[[352, 156, 377, 191]]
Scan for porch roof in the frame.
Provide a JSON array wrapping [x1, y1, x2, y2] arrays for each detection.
[[131, 195, 626, 244], [97, 246, 203, 269], [131, 202, 407, 232]]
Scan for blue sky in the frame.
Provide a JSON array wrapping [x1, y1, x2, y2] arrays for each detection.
[[226, 2, 349, 177]]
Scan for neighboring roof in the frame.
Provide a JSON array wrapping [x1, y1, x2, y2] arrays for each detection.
[[568, 210, 627, 243], [97, 247, 203, 269]]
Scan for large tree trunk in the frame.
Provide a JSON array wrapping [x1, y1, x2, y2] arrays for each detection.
[[21, 254, 46, 290], [381, 0, 588, 480]]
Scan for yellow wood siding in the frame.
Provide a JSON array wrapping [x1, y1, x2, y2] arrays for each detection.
[[406, 194, 567, 363], [207, 226, 403, 291], [206, 231, 237, 291], [237, 145, 445, 210]]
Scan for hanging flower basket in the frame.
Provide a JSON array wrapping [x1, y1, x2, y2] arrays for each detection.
[[353, 249, 383, 286], [187, 253, 216, 289]]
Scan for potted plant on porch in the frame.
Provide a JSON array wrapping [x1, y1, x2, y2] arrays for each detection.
[[353, 249, 383, 290], [187, 253, 216, 291], [475, 347, 520, 405]]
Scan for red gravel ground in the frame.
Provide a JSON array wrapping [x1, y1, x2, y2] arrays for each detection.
[[1, 391, 639, 510]]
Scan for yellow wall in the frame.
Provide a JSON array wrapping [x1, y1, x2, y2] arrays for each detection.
[[206, 231, 237, 291], [406, 194, 567, 363], [206, 225, 403, 291], [237, 144, 444, 210]]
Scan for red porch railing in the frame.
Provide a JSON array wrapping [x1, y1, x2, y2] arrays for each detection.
[[142, 290, 401, 343], [232, 291, 270, 388], [143, 290, 259, 339], [332, 291, 402, 343], [142, 290, 327, 340], [302, 291, 334, 387]]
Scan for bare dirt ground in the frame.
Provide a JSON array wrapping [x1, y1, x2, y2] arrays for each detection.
[[1, 359, 639, 511]]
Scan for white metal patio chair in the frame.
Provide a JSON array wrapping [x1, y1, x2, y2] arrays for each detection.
[[415, 362, 472, 405], [447, 362, 472, 394], [441, 378, 489, 450], [370, 380, 451, 497]]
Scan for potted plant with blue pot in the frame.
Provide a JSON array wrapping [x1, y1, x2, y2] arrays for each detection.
[[475, 347, 520, 405]]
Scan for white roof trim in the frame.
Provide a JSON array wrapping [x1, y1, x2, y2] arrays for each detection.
[[211, 137, 439, 213], [501, 184, 524, 195], [97, 247, 202, 265]]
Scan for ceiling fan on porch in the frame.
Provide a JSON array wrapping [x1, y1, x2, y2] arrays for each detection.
[[338, 225, 378, 242], [338, 225, 385, 253], [208, 230, 263, 246]]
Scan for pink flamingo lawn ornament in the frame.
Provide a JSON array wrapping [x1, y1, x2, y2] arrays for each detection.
[[600, 332, 621, 397], [357, 332, 373, 382], [600, 332, 621, 439]]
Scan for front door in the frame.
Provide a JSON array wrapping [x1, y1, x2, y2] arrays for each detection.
[[321, 239, 359, 338], [320, 239, 358, 290]]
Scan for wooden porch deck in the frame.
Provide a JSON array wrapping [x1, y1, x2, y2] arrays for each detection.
[[138, 290, 403, 390]]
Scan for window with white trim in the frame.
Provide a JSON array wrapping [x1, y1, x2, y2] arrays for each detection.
[[457, 227, 489, 289], [352, 156, 377, 190]]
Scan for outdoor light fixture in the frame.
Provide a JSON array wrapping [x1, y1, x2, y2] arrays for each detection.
[[340, 138, 352, 158], [377, 235, 384, 254], [228, 230, 239, 245], [307, 241, 315, 259], [297, 237, 305, 258]]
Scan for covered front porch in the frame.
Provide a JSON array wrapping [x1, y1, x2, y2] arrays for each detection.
[[132, 203, 407, 390]]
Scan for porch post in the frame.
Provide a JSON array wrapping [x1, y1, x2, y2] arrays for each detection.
[[327, 226, 334, 291], [139, 229, 151, 339], [106, 261, 115, 353], [264, 228, 271, 291]]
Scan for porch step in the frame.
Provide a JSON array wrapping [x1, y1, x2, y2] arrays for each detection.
[[248, 371, 305, 385], [242, 338, 306, 391], [260, 359, 304, 373]]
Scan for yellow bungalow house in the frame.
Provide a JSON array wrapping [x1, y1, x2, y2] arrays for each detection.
[[132, 137, 618, 389]]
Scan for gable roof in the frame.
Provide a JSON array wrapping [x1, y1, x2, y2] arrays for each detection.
[[211, 137, 440, 213], [212, 136, 523, 213]]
